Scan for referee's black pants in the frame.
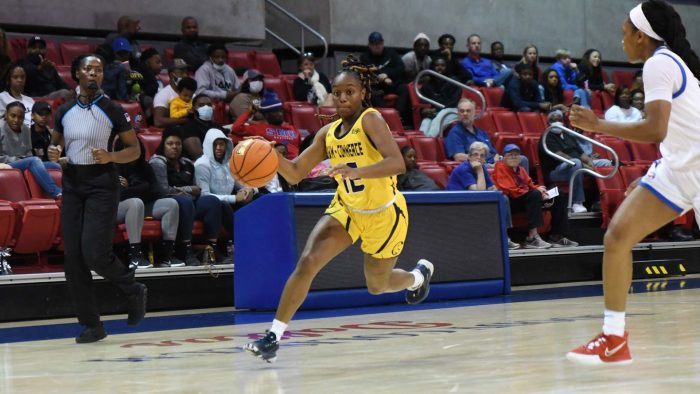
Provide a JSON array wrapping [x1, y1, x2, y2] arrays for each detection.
[[62, 164, 139, 328]]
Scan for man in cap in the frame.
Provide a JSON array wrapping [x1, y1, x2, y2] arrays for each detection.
[[359, 31, 412, 126], [153, 58, 190, 128], [231, 90, 302, 159], [30, 101, 54, 161], [402, 32, 432, 83], [20, 36, 70, 98]]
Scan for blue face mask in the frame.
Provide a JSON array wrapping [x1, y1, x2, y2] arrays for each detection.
[[196, 105, 213, 121]]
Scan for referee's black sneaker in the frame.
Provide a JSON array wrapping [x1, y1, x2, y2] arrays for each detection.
[[75, 322, 107, 344], [127, 283, 147, 326], [245, 330, 279, 363], [405, 259, 434, 305]]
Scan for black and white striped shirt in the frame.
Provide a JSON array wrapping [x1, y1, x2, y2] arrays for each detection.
[[54, 95, 131, 165]]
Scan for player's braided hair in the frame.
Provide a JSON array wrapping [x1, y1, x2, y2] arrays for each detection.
[[317, 55, 378, 122]]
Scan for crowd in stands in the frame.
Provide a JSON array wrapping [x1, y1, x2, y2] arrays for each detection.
[[0, 16, 695, 274]]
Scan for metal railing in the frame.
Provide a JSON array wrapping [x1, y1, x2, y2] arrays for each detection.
[[265, 0, 329, 59], [541, 124, 619, 212], [413, 70, 486, 133]]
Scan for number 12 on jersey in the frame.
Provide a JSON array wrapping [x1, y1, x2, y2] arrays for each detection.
[[341, 162, 365, 194]]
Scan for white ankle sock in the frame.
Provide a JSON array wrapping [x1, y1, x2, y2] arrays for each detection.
[[408, 269, 423, 291], [270, 319, 287, 340], [602, 309, 626, 337]]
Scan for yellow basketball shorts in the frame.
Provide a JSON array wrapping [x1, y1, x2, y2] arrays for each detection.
[[325, 193, 408, 259]]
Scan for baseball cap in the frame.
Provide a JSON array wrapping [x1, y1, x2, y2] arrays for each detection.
[[32, 101, 52, 114], [242, 69, 262, 83], [368, 32, 384, 43], [28, 36, 47, 48], [502, 144, 521, 155], [111, 37, 132, 53], [259, 90, 282, 113], [413, 32, 430, 44], [168, 58, 189, 72]]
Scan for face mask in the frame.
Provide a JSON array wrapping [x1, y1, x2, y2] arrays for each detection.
[[196, 105, 213, 121], [211, 61, 224, 71], [249, 81, 263, 93]]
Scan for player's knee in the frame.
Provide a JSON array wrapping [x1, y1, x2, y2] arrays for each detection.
[[603, 222, 635, 251], [295, 254, 323, 278]]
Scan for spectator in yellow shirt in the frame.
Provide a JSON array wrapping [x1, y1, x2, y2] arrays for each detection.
[[169, 77, 197, 119]]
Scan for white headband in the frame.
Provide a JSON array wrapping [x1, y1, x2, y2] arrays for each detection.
[[629, 3, 664, 42]]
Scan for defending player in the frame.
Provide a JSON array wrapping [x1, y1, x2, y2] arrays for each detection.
[[567, 0, 700, 365]]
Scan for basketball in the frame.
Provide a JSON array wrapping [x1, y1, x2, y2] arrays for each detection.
[[229, 139, 279, 188]]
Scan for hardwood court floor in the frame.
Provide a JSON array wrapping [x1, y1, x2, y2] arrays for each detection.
[[2, 279, 700, 393]]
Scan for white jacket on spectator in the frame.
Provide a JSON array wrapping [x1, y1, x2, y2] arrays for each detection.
[[194, 128, 242, 204]]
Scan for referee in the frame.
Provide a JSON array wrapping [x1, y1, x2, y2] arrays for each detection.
[[48, 54, 146, 343]]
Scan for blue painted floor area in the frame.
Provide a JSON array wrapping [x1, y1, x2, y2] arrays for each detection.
[[1, 277, 694, 344]]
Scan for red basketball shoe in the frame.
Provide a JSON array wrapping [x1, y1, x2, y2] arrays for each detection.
[[566, 331, 632, 365]]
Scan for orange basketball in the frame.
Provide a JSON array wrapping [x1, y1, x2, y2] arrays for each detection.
[[229, 139, 279, 188]]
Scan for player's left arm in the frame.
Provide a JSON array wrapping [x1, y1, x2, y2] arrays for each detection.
[[329, 111, 405, 180]]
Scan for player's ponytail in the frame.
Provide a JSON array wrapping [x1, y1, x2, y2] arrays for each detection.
[[643, 0, 700, 80]]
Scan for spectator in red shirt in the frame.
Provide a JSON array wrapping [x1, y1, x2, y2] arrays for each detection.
[[493, 144, 578, 248], [230, 91, 302, 158]]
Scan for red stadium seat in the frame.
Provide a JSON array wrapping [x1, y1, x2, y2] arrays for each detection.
[[612, 70, 637, 88], [138, 132, 162, 161], [492, 111, 522, 134], [290, 105, 322, 134], [393, 136, 411, 150], [516, 112, 546, 136], [492, 133, 523, 155], [212, 100, 229, 125], [283, 101, 314, 124], [254, 52, 282, 76], [115, 101, 147, 131], [480, 87, 506, 110], [44, 40, 62, 65], [562, 90, 574, 106], [9, 38, 27, 62], [599, 137, 632, 164], [0, 169, 60, 254], [619, 164, 647, 188], [113, 220, 162, 243], [56, 65, 76, 89], [600, 91, 614, 110], [24, 169, 62, 199], [0, 201, 16, 247], [420, 167, 448, 189], [228, 51, 255, 71], [59, 41, 95, 65], [264, 77, 289, 102], [629, 143, 660, 164], [376, 107, 404, 132], [590, 91, 605, 113], [410, 136, 445, 163], [282, 77, 296, 102], [473, 112, 497, 137], [595, 167, 626, 228], [407, 82, 431, 131], [461, 88, 484, 111]]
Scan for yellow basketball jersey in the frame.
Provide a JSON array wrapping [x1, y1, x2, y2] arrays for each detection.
[[325, 108, 398, 212]]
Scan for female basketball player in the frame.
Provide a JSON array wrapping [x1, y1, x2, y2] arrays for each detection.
[[566, 0, 700, 365], [245, 55, 434, 362]]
